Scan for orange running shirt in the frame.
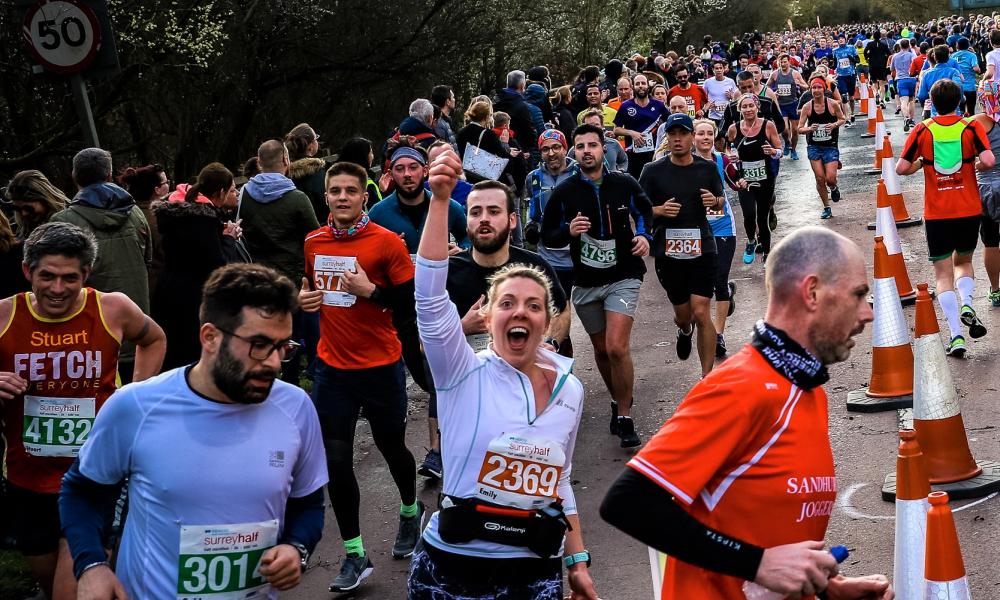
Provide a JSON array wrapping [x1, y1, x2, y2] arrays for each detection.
[[628, 345, 836, 600], [0, 289, 120, 494], [900, 115, 989, 220], [304, 222, 414, 370], [667, 84, 709, 115]]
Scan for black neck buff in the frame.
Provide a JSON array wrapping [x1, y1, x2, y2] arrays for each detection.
[[751, 320, 829, 390]]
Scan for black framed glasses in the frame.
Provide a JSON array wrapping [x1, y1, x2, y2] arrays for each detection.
[[214, 326, 301, 363]]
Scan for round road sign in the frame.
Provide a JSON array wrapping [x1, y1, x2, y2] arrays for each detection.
[[22, 0, 102, 75]]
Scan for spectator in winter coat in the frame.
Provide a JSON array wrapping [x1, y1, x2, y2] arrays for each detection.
[[431, 85, 459, 151], [285, 123, 330, 222], [493, 70, 539, 155], [523, 84, 548, 135]]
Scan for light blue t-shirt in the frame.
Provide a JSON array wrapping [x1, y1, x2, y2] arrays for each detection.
[[833, 45, 858, 77], [78, 368, 329, 600], [952, 50, 979, 92]]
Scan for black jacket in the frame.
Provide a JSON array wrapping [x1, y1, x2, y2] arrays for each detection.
[[541, 169, 653, 287], [721, 95, 785, 136], [493, 88, 538, 152]]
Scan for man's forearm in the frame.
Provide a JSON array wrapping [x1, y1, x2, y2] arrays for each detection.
[[133, 338, 166, 382], [547, 310, 571, 345], [281, 488, 325, 553], [59, 460, 122, 579]]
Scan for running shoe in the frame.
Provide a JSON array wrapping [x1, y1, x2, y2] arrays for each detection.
[[418, 449, 443, 480], [743, 240, 757, 264], [761, 252, 769, 265], [895, 107, 901, 115], [609, 401, 619, 435], [946, 335, 967, 358], [990, 288, 1000, 307], [821, 206, 832, 219], [783, 144, 790, 157], [904, 119, 913, 132], [850, 115, 856, 124], [715, 333, 728, 358], [844, 120, 854, 128], [789, 148, 799, 161], [830, 186, 841, 202], [617, 416, 641, 448], [676, 325, 693, 360], [330, 553, 374, 592], [768, 208, 778, 231], [727, 281, 737, 317], [392, 501, 425, 558], [960, 305, 987, 338]]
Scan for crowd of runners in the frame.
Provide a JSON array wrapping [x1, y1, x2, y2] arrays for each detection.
[[4, 10, 1000, 600]]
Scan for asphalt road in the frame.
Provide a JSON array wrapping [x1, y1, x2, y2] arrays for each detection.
[[289, 105, 1000, 599]]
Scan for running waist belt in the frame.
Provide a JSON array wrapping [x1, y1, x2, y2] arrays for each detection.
[[437, 496, 570, 558]]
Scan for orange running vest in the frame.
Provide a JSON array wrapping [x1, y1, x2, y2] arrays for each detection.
[[0, 289, 120, 493]]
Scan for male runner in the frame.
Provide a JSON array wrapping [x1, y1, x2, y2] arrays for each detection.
[[640, 114, 725, 377], [300, 162, 420, 591], [525, 129, 579, 356], [0, 222, 165, 599], [703, 61, 739, 131], [542, 124, 653, 448], [60, 263, 325, 599], [832, 35, 859, 125], [667, 64, 708, 118], [602, 227, 892, 600], [766, 54, 809, 159], [892, 37, 918, 131], [614, 73, 670, 180], [898, 79, 995, 356]]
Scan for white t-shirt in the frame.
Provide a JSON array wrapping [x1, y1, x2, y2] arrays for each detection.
[[78, 368, 328, 600], [988, 48, 1000, 82], [703, 76, 738, 118]]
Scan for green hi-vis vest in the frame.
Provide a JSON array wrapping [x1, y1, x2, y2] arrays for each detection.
[[922, 117, 973, 175]]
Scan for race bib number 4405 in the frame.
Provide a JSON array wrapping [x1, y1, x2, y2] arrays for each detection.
[[477, 433, 565, 510], [313, 254, 357, 308], [178, 520, 278, 600], [22, 395, 95, 457]]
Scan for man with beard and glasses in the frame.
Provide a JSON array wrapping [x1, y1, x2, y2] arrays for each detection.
[[602, 227, 893, 600], [667, 65, 708, 118], [448, 179, 570, 357], [299, 162, 419, 592], [59, 263, 325, 600], [614, 74, 671, 179], [542, 124, 653, 449], [0, 222, 165, 600]]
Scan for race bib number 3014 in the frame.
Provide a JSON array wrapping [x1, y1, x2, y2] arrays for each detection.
[[178, 520, 278, 600], [22, 395, 95, 457]]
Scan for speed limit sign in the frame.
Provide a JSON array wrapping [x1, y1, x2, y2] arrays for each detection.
[[22, 0, 101, 75]]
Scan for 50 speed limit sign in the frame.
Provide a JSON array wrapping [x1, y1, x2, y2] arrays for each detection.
[[22, 0, 102, 75]]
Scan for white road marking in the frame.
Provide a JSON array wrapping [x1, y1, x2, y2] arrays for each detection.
[[835, 483, 998, 521]]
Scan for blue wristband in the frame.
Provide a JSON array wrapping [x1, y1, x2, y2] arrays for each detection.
[[564, 551, 591, 568]]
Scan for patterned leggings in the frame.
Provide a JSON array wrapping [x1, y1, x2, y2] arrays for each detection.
[[407, 541, 563, 599]]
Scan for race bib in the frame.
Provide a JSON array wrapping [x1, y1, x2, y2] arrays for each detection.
[[705, 207, 725, 222], [476, 433, 565, 509], [313, 254, 357, 308], [812, 125, 832, 142], [22, 395, 95, 457], [579, 233, 616, 268], [777, 83, 792, 96], [685, 97, 696, 117], [664, 228, 702, 260], [838, 57, 851, 70], [178, 520, 278, 600], [633, 131, 655, 153], [466, 333, 490, 352], [409, 253, 417, 265], [743, 159, 768, 182]]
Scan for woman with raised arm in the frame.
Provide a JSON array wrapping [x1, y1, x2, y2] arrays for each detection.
[[407, 146, 598, 600]]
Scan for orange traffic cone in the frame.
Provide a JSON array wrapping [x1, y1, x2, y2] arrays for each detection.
[[923, 491, 971, 599], [911, 283, 1000, 497], [859, 83, 870, 118], [862, 104, 881, 138], [867, 136, 922, 229], [846, 236, 913, 412], [865, 128, 884, 173], [874, 180, 916, 304], [887, 431, 930, 598]]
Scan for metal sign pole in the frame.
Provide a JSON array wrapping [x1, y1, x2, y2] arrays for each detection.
[[69, 72, 99, 147]]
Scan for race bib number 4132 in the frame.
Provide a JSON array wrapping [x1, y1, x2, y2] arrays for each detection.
[[178, 520, 278, 600], [22, 395, 95, 457]]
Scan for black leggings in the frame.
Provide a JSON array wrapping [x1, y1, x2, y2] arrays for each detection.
[[738, 179, 776, 253], [713, 235, 737, 300], [312, 360, 416, 541]]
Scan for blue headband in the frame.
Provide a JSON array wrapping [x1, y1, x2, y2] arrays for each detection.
[[390, 146, 427, 166]]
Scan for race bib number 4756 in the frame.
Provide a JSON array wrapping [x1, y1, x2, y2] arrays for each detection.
[[22, 395, 95, 457], [178, 520, 278, 600]]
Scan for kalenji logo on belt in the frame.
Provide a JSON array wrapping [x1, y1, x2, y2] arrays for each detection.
[[483, 522, 527, 534]]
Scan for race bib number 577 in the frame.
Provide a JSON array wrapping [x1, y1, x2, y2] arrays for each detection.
[[178, 520, 278, 600], [313, 254, 357, 308]]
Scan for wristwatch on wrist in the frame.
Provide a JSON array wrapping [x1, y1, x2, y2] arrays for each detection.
[[564, 550, 591, 568], [543, 337, 561, 353], [369, 285, 382, 302], [288, 542, 309, 572]]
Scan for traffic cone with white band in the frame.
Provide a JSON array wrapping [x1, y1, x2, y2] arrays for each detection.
[[858, 77, 869, 117], [867, 136, 922, 229], [888, 431, 929, 598], [846, 236, 913, 412], [865, 114, 887, 173], [922, 491, 971, 599], [909, 283, 1000, 497], [874, 180, 915, 304], [862, 103, 879, 138]]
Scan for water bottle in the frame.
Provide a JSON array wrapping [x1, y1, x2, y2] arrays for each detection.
[[741, 545, 849, 600]]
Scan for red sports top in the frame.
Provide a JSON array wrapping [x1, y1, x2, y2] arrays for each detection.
[[900, 115, 990, 220], [628, 345, 836, 600], [304, 222, 414, 370], [0, 289, 120, 494]]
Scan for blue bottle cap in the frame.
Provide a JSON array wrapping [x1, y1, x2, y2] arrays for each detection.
[[830, 545, 849, 563]]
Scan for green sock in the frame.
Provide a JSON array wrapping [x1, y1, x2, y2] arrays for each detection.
[[400, 501, 419, 519], [343, 536, 365, 557]]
